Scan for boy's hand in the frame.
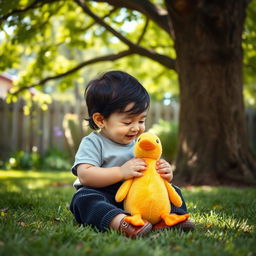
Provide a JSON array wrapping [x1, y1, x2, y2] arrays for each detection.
[[156, 159, 174, 182], [120, 158, 147, 180]]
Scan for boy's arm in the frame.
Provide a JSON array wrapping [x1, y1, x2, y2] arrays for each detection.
[[77, 158, 146, 188], [77, 163, 123, 188]]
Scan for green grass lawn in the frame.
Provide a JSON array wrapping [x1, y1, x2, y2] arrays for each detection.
[[0, 170, 255, 256]]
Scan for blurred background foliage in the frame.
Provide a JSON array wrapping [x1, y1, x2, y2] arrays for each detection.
[[149, 120, 178, 161], [243, 0, 256, 107], [1, 148, 71, 171]]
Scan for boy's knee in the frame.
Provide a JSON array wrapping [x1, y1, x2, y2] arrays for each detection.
[[74, 192, 106, 207]]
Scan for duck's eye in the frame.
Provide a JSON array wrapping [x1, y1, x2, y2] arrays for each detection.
[[156, 139, 160, 143], [137, 138, 141, 142]]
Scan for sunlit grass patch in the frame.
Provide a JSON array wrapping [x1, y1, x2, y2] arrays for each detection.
[[0, 169, 74, 191]]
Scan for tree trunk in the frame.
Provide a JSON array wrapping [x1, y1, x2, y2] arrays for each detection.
[[167, 0, 256, 185]]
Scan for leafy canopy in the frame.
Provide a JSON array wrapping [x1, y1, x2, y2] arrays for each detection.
[[0, 0, 255, 105]]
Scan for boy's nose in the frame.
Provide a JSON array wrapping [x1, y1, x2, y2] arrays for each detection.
[[131, 125, 139, 132]]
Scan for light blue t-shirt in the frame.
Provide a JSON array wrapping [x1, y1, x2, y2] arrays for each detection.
[[72, 132, 135, 189]]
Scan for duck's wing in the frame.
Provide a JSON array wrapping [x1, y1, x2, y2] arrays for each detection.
[[115, 179, 133, 202], [164, 180, 182, 207]]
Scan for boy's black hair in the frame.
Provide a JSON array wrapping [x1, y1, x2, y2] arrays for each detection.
[[85, 70, 150, 130]]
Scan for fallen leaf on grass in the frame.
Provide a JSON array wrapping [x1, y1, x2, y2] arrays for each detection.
[[17, 221, 26, 227], [213, 205, 222, 209], [170, 245, 181, 251], [0, 241, 5, 246]]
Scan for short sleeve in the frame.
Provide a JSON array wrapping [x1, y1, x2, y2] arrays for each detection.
[[71, 135, 103, 176]]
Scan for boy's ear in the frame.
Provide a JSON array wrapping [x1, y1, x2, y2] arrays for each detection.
[[92, 113, 105, 129]]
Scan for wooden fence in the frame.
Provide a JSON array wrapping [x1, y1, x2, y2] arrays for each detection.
[[0, 99, 179, 159], [0, 98, 255, 160]]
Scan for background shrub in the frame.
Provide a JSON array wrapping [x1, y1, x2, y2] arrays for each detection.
[[149, 120, 178, 163], [3, 148, 71, 171]]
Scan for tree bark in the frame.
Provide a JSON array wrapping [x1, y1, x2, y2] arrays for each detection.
[[166, 0, 256, 185]]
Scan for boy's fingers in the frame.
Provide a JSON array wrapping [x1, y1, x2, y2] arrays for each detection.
[[135, 165, 146, 171], [156, 164, 166, 170], [135, 159, 147, 165], [156, 162, 170, 168], [158, 168, 170, 174], [161, 173, 173, 180], [134, 171, 143, 177], [157, 159, 166, 164]]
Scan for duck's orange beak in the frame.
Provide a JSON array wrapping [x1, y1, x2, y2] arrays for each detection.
[[139, 140, 156, 151]]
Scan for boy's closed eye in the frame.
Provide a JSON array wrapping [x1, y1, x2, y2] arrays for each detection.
[[123, 120, 145, 125], [123, 121, 132, 125]]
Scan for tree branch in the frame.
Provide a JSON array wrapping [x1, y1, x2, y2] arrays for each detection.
[[10, 50, 134, 95], [4, 0, 176, 96], [90, 0, 174, 37], [78, 7, 118, 32], [75, 0, 134, 47], [0, 0, 57, 22], [75, 0, 176, 69], [137, 18, 149, 45]]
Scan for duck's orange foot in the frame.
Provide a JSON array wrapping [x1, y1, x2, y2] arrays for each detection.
[[124, 214, 145, 226], [161, 213, 190, 226]]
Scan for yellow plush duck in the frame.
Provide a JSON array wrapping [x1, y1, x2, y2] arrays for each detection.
[[115, 132, 190, 226]]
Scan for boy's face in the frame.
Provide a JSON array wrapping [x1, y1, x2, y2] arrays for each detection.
[[100, 103, 147, 145]]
